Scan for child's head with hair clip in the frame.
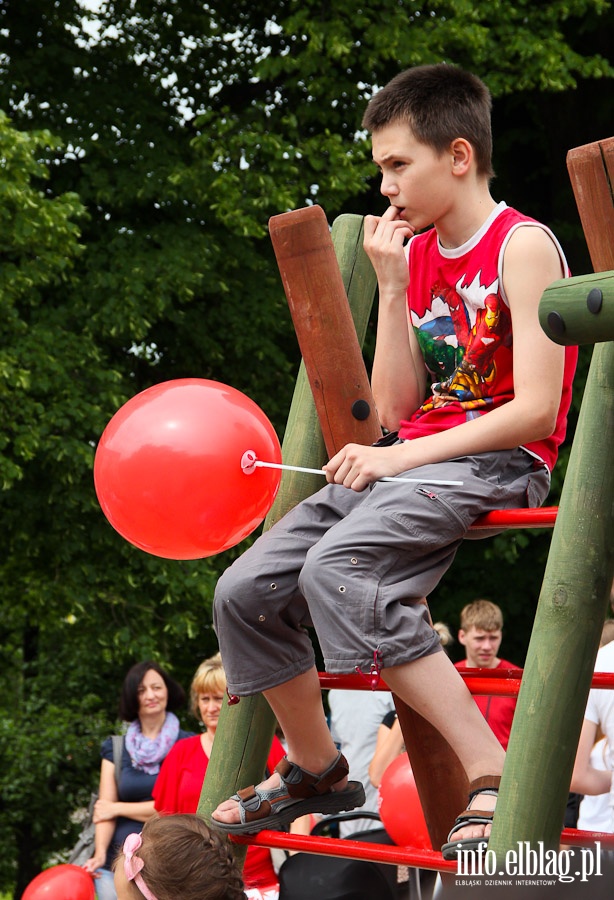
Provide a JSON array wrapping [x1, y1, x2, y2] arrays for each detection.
[[113, 814, 246, 900]]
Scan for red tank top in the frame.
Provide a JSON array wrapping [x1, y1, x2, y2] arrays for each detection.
[[397, 203, 577, 471]]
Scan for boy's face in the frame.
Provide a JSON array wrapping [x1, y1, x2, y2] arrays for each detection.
[[458, 626, 502, 668], [371, 121, 457, 233]]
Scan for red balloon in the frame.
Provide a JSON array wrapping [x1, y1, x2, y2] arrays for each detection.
[[22, 865, 95, 900], [377, 754, 431, 849], [94, 379, 282, 559]]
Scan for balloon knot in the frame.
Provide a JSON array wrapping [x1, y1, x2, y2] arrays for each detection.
[[241, 450, 258, 474]]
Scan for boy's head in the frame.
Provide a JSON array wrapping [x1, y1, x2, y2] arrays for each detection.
[[458, 599, 504, 668], [362, 63, 494, 180]]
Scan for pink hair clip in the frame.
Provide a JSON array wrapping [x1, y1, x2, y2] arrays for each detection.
[[123, 833, 159, 900]]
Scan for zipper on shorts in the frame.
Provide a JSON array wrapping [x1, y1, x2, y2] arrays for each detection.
[[415, 486, 466, 529]]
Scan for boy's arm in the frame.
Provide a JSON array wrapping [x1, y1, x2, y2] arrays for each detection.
[[326, 225, 566, 491]]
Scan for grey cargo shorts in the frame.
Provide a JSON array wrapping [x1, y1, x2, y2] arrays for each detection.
[[213, 448, 549, 696]]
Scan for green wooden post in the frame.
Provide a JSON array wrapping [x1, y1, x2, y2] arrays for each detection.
[[488, 337, 614, 858], [489, 136, 614, 860], [197, 215, 377, 845], [540, 271, 614, 346]]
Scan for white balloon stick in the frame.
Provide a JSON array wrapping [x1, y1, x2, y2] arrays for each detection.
[[241, 452, 462, 486]]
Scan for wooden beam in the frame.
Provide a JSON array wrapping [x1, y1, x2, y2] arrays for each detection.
[[198, 212, 378, 854], [566, 137, 614, 273], [269, 205, 380, 455]]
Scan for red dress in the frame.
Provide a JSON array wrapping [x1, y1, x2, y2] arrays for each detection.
[[153, 733, 286, 889]]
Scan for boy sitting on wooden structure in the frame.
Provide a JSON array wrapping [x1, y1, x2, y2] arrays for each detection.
[[210, 63, 577, 858]]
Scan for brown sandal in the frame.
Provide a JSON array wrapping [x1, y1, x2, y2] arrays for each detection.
[[211, 751, 366, 835], [441, 775, 501, 859]]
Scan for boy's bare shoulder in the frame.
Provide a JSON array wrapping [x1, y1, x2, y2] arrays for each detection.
[[502, 223, 565, 308], [503, 222, 563, 269]]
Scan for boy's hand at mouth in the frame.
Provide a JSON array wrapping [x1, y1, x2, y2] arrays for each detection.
[[362, 205, 415, 296]]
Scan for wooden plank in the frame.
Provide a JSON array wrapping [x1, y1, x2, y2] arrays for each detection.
[[566, 137, 614, 272], [395, 702, 468, 849], [269, 205, 381, 455], [489, 339, 614, 856], [264, 213, 377, 530], [198, 213, 379, 854]]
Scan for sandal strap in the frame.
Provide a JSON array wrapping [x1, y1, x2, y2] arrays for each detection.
[[468, 775, 501, 802], [447, 813, 494, 843], [276, 751, 350, 800], [445, 776, 500, 845], [458, 808, 496, 821], [235, 783, 292, 825], [233, 752, 350, 824]]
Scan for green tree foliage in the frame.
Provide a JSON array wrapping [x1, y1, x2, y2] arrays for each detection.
[[0, 0, 612, 893]]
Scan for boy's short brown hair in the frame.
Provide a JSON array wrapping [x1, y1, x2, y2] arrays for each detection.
[[459, 599, 503, 632], [362, 63, 495, 179]]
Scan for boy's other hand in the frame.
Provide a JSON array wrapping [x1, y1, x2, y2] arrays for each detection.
[[324, 442, 411, 492]]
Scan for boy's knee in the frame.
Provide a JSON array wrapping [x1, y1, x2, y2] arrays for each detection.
[[298, 544, 330, 599], [214, 565, 259, 622]]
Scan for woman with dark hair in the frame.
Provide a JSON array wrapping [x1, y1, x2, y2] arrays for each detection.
[[83, 661, 192, 900]]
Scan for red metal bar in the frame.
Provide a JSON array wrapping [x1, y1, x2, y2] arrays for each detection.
[[317, 670, 614, 693], [231, 668, 614, 873], [231, 830, 458, 873], [233, 827, 614, 872], [470, 506, 558, 530], [560, 828, 614, 848]]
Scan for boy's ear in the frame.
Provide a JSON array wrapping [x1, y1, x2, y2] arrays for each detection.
[[450, 138, 472, 175], [457, 627, 468, 646]]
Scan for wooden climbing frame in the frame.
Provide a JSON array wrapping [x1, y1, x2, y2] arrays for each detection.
[[199, 135, 614, 872]]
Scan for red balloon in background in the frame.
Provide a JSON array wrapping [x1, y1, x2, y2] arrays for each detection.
[[94, 379, 282, 559], [22, 865, 95, 900], [377, 754, 431, 849]]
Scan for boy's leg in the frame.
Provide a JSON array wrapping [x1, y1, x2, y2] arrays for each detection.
[[212, 667, 349, 826], [383, 654, 504, 781], [299, 449, 547, 676], [213, 483, 365, 696], [383, 654, 505, 843]]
